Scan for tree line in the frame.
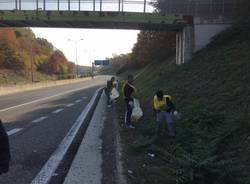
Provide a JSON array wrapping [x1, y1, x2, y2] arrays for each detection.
[[0, 28, 74, 79]]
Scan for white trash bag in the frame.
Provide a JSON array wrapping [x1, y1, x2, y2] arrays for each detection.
[[110, 88, 119, 101], [131, 98, 143, 121]]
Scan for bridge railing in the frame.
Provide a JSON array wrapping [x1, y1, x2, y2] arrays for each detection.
[[0, 0, 155, 12]]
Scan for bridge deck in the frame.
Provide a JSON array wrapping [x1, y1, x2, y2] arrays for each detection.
[[0, 10, 187, 30]]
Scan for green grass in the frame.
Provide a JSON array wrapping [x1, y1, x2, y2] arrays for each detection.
[[116, 26, 250, 184]]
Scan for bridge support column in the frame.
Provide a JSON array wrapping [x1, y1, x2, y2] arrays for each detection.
[[176, 25, 194, 65]]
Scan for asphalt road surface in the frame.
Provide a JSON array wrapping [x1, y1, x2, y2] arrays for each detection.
[[0, 76, 109, 184]]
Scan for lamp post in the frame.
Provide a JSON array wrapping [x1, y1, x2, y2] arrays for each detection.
[[68, 38, 83, 78], [84, 49, 95, 75], [30, 39, 34, 83]]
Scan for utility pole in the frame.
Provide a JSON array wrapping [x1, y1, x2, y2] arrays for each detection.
[[30, 40, 34, 83], [91, 62, 94, 79], [68, 38, 83, 78]]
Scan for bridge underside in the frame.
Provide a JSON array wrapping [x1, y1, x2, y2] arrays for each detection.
[[0, 10, 194, 65], [0, 10, 185, 30]]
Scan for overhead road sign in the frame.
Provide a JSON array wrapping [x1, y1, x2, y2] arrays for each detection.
[[94, 60, 110, 66]]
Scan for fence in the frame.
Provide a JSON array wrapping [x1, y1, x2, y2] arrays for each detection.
[[0, 0, 155, 12]]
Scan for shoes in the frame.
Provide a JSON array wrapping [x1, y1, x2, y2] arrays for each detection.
[[127, 125, 135, 129]]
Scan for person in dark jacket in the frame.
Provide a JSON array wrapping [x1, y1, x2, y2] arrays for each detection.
[[122, 75, 137, 128], [105, 77, 115, 107], [0, 120, 10, 175]]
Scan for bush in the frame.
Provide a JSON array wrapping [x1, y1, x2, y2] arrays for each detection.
[[173, 105, 249, 184]]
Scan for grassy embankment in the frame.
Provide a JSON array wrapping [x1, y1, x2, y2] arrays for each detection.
[[116, 26, 250, 184], [0, 69, 54, 85]]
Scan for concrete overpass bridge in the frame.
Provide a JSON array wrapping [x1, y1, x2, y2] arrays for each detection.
[[0, 0, 195, 65]]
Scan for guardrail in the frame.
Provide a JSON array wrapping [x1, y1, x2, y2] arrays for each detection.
[[0, 0, 154, 13]]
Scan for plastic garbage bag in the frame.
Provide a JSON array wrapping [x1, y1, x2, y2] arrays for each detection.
[[110, 88, 119, 101], [131, 98, 143, 121]]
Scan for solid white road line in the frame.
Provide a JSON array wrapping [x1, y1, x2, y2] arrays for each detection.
[[52, 108, 64, 114], [31, 88, 102, 184], [0, 84, 100, 113], [7, 128, 23, 136], [66, 104, 74, 107], [32, 116, 48, 123]]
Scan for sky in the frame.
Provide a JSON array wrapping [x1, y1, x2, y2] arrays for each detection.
[[32, 28, 140, 66], [0, 0, 154, 66]]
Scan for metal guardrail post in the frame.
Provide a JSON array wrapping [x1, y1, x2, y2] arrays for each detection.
[[36, 0, 38, 10], [118, 0, 121, 11], [143, 0, 146, 13], [15, 0, 18, 10], [19, 0, 21, 10], [121, 0, 124, 12], [43, 0, 46, 10]]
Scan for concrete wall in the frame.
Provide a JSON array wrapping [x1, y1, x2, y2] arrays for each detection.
[[194, 24, 231, 52], [0, 77, 91, 96]]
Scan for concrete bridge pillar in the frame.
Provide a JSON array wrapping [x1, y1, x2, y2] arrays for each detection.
[[176, 25, 195, 65]]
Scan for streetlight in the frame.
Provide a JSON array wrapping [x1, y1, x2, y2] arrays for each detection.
[[68, 38, 83, 78], [84, 49, 95, 76]]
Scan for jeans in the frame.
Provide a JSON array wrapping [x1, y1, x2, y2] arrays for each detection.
[[156, 111, 176, 137], [125, 100, 133, 126]]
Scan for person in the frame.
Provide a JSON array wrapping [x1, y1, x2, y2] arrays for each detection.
[[113, 79, 118, 90], [105, 77, 115, 107], [122, 75, 137, 128], [153, 90, 177, 137], [0, 120, 10, 175]]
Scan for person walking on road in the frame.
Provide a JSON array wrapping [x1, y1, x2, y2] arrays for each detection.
[[123, 75, 137, 128], [105, 77, 115, 107], [153, 90, 177, 137], [0, 120, 10, 175]]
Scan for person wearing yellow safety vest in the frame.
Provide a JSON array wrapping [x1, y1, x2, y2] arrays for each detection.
[[153, 90, 177, 137], [122, 75, 137, 129]]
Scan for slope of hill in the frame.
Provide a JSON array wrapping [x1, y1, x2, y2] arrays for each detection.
[[0, 28, 75, 84], [117, 26, 250, 184]]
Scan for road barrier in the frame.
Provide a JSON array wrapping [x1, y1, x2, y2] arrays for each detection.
[[0, 77, 91, 96]]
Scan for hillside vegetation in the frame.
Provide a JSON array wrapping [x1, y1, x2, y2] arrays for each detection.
[[0, 28, 75, 84], [117, 26, 250, 184]]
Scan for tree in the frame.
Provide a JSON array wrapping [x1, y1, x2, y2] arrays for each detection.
[[41, 50, 70, 76], [131, 30, 176, 67]]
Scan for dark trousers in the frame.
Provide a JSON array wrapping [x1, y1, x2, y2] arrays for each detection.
[[105, 88, 111, 105], [0, 120, 10, 175], [125, 100, 133, 126]]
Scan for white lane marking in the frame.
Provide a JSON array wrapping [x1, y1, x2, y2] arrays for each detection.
[[52, 108, 64, 114], [0, 81, 105, 113], [66, 103, 74, 107], [32, 116, 48, 123], [31, 88, 102, 184], [75, 99, 82, 103], [7, 128, 23, 136]]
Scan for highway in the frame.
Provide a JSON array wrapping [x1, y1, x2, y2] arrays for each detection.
[[0, 76, 109, 184]]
